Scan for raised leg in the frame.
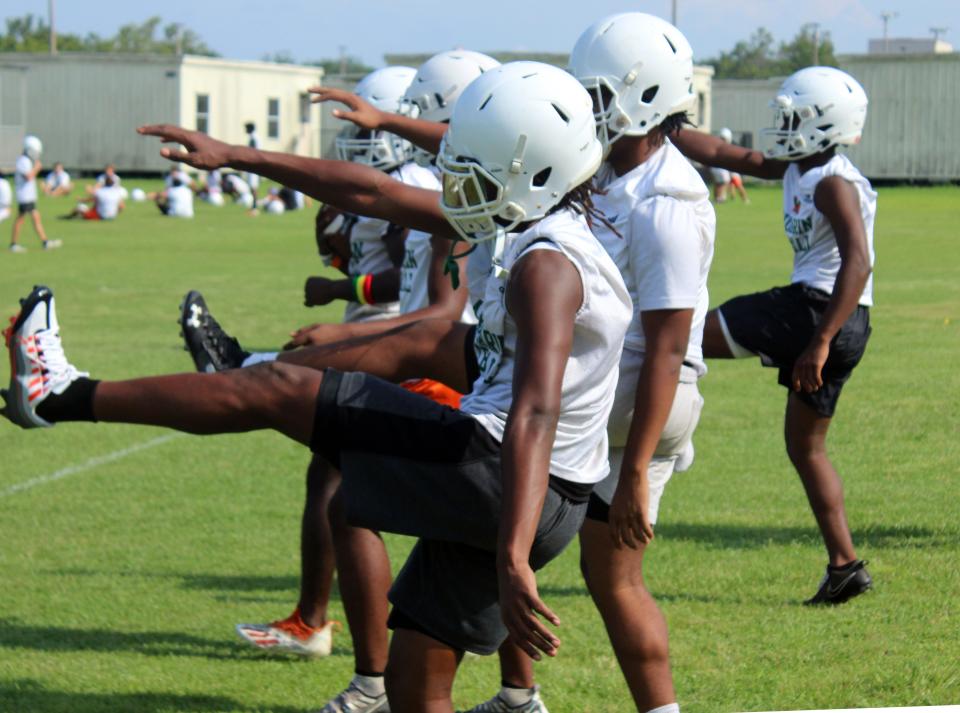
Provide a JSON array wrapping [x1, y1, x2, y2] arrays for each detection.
[[92, 362, 322, 446]]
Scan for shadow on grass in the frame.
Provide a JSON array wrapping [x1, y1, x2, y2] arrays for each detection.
[[0, 618, 342, 662], [656, 522, 950, 549], [1, 679, 302, 713]]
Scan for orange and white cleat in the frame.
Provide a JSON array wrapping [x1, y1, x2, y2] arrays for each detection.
[[235, 608, 338, 658], [2, 285, 87, 429]]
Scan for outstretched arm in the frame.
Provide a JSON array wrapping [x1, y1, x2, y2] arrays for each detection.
[[790, 176, 871, 393], [671, 128, 787, 180], [310, 87, 448, 157], [497, 249, 582, 661], [137, 124, 452, 237]]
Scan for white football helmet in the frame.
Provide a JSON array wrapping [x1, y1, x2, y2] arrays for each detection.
[[759, 66, 868, 160], [335, 66, 417, 171], [23, 135, 43, 160], [403, 50, 501, 166], [570, 12, 695, 156], [437, 61, 602, 244]]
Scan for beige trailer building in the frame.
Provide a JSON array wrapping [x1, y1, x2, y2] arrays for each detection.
[[0, 53, 324, 173]]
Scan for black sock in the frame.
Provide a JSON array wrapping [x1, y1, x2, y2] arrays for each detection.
[[36, 377, 100, 423]]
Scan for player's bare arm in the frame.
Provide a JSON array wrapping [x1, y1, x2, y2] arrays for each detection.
[[791, 176, 872, 393], [137, 124, 452, 237], [497, 248, 582, 662], [609, 308, 693, 550], [309, 86, 448, 157], [671, 128, 787, 180]]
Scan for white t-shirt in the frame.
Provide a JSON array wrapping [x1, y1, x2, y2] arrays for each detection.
[[394, 162, 442, 314], [593, 141, 716, 376], [782, 154, 877, 306], [459, 210, 632, 485], [45, 169, 71, 190], [166, 185, 195, 218], [94, 185, 123, 219], [15, 155, 38, 204], [225, 174, 250, 195], [206, 170, 222, 193], [0, 178, 11, 208]]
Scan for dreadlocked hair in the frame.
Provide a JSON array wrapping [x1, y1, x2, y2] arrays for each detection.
[[548, 178, 621, 238], [657, 111, 695, 143]]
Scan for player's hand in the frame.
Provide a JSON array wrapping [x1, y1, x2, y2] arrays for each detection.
[[304, 276, 348, 307], [497, 562, 560, 661], [792, 338, 830, 393], [608, 470, 654, 549], [137, 124, 232, 170], [308, 87, 385, 130], [283, 323, 340, 350]]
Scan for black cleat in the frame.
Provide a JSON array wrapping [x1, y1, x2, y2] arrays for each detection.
[[804, 559, 873, 605], [179, 291, 249, 373]]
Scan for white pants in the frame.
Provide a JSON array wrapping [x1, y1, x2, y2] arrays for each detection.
[[593, 348, 704, 524]]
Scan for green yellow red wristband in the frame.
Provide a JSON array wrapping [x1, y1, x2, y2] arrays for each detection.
[[353, 274, 374, 305]]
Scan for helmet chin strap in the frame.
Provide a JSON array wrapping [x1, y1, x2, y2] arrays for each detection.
[[491, 229, 509, 279]]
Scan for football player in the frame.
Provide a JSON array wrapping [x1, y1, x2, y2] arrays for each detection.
[[672, 66, 876, 605]]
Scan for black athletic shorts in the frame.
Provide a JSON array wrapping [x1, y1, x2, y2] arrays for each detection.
[[310, 369, 589, 655], [719, 283, 871, 417], [18, 202, 36, 215]]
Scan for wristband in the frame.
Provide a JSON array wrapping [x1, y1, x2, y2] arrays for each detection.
[[353, 274, 375, 305]]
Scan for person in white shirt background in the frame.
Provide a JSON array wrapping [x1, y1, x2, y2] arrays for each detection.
[[197, 169, 225, 206], [10, 135, 61, 253], [0, 174, 11, 224], [155, 177, 195, 218], [244, 122, 260, 212], [43, 162, 73, 198], [62, 174, 124, 221]]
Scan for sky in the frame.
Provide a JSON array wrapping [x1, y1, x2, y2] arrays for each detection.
[[13, 0, 960, 66]]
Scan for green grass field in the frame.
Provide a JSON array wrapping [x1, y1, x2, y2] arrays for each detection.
[[1, 182, 958, 713]]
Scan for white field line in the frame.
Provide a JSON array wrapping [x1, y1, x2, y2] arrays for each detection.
[[0, 433, 181, 499]]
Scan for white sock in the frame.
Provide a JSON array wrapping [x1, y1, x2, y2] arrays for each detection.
[[352, 673, 385, 698], [240, 352, 278, 368], [647, 704, 680, 713], [499, 685, 535, 707]]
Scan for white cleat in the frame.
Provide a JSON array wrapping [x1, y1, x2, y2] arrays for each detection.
[[313, 681, 390, 713], [458, 686, 550, 713], [235, 609, 337, 658], [2, 285, 87, 429]]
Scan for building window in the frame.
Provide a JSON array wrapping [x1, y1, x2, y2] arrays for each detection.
[[196, 94, 210, 134], [300, 93, 311, 124], [268, 98, 280, 139]]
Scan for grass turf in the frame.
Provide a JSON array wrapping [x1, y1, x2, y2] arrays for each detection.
[[0, 182, 958, 712]]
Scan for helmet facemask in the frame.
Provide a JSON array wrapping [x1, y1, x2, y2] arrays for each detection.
[[335, 124, 412, 172], [437, 150, 517, 243]]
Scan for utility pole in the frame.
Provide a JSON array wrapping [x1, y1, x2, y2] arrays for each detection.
[[671, 0, 678, 27], [811, 22, 821, 65], [338, 45, 348, 76], [930, 26, 949, 42], [48, 0, 57, 55], [880, 11, 898, 53]]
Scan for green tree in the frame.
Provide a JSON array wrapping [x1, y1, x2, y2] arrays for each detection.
[[0, 13, 217, 55], [704, 24, 838, 79]]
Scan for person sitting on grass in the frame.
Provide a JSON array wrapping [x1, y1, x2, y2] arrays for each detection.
[[671, 66, 876, 605], [62, 175, 124, 221], [153, 177, 195, 218], [43, 162, 73, 197], [2, 62, 631, 713]]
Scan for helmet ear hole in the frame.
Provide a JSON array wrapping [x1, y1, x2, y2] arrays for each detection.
[[532, 167, 552, 187], [641, 85, 659, 104]]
